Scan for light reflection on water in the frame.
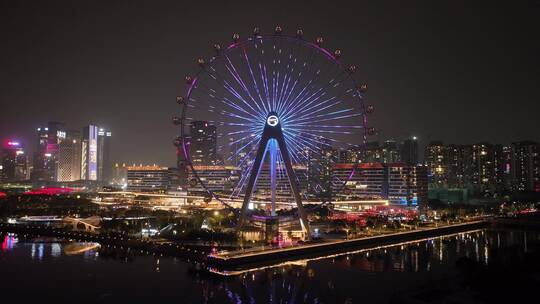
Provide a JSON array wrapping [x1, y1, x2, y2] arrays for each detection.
[[2, 233, 100, 261], [0, 229, 538, 303]]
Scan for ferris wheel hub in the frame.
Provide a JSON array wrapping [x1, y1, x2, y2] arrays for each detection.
[[266, 114, 279, 127]]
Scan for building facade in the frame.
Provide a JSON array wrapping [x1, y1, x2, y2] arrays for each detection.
[[1, 140, 28, 182], [32, 122, 65, 182], [56, 130, 82, 182], [127, 165, 171, 192], [189, 121, 217, 166], [81, 125, 112, 183], [511, 141, 540, 191], [332, 163, 428, 206]]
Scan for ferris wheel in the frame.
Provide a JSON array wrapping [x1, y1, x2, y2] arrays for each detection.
[[174, 27, 374, 236]]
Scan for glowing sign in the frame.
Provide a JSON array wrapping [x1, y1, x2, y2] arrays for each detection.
[[267, 115, 279, 127], [7, 141, 20, 146], [57, 131, 66, 139]]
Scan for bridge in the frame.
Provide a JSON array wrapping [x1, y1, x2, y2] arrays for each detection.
[[17, 216, 101, 232], [63, 216, 101, 232]]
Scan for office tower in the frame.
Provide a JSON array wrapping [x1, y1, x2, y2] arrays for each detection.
[[401, 136, 419, 165], [81, 125, 99, 180], [56, 130, 82, 182], [1, 140, 28, 182], [511, 141, 540, 191], [81, 125, 111, 182], [32, 122, 66, 182], [97, 127, 112, 183], [189, 121, 217, 165]]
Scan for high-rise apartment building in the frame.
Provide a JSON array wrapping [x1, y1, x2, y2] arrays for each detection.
[[381, 140, 401, 163], [189, 121, 217, 165], [511, 141, 540, 192], [425, 141, 446, 186]]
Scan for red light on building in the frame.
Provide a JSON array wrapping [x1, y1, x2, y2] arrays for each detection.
[[24, 187, 74, 196]]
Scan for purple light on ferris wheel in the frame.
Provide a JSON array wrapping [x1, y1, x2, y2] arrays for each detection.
[[178, 29, 370, 206]]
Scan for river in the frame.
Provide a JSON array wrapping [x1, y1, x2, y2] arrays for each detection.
[[1, 228, 538, 303]]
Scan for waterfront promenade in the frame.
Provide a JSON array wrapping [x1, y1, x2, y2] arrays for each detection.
[[208, 220, 490, 272]]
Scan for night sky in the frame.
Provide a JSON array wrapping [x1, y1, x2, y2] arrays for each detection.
[[1, 0, 539, 166]]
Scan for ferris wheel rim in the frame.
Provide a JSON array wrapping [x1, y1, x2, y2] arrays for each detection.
[[178, 31, 370, 206]]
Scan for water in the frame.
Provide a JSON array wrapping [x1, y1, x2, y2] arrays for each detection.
[[0, 229, 538, 303]]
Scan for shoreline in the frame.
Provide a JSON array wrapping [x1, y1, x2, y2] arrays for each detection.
[[207, 220, 490, 273]]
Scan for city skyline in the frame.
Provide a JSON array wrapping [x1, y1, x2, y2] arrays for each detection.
[[1, 2, 540, 302], [1, 1, 539, 165]]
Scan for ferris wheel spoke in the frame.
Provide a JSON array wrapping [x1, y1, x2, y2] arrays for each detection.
[[283, 131, 326, 157], [289, 108, 358, 124], [280, 55, 348, 115], [285, 128, 343, 151], [242, 47, 270, 114], [193, 78, 262, 122], [227, 132, 261, 147], [181, 33, 368, 203], [280, 69, 348, 120], [277, 46, 322, 115], [220, 110, 259, 123], [280, 88, 328, 122], [224, 55, 269, 116]]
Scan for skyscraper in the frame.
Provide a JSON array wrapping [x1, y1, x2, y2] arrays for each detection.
[[401, 136, 419, 165], [511, 141, 540, 192], [445, 144, 473, 189], [425, 141, 446, 187], [189, 121, 217, 165], [471, 143, 497, 194], [81, 125, 99, 181], [381, 140, 401, 163], [32, 122, 66, 182], [81, 125, 112, 183], [1, 140, 28, 182], [97, 127, 112, 183], [56, 130, 82, 182], [306, 136, 336, 198]]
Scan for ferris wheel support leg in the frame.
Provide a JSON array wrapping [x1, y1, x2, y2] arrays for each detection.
[[237, 112, 312, 242], [276, 134, 312, 241], [237, 134, 269, 232]]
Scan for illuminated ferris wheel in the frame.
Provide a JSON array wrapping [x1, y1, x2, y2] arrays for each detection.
[[174, 27, 374, 235]]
